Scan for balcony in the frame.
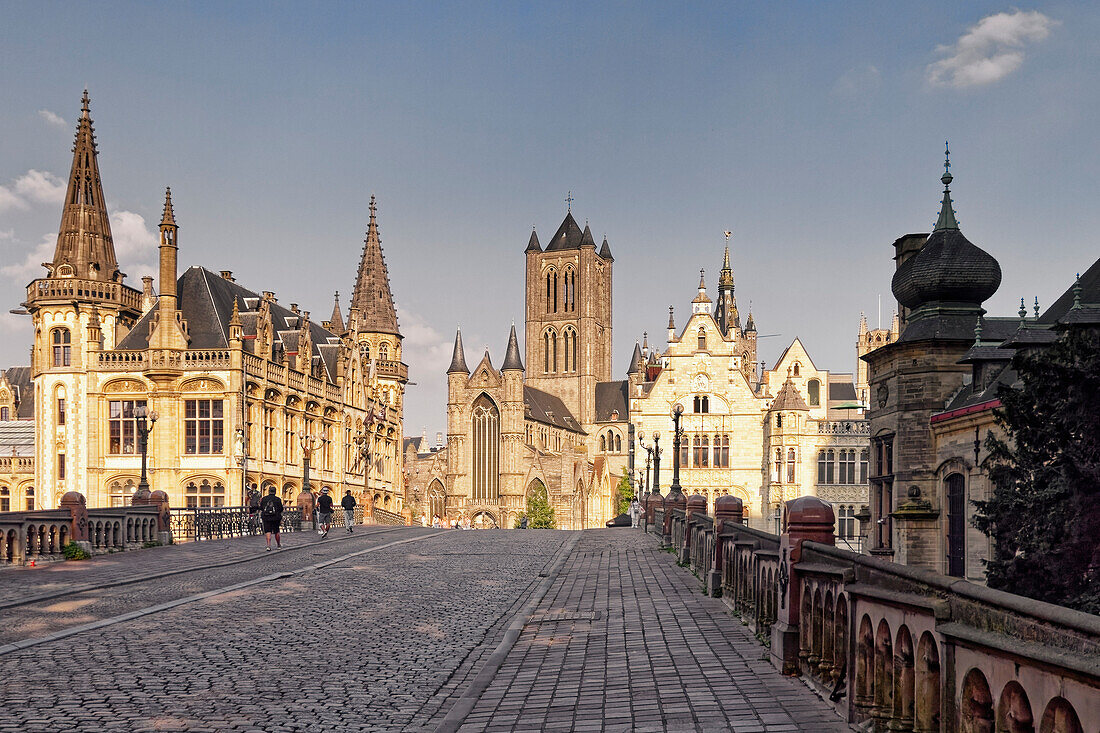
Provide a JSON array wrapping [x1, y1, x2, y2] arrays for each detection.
[[26, 277, 142, 313]]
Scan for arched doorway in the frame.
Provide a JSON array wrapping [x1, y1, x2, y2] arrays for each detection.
[[427, 480, 445, 525], [471, 511, 498, 529]]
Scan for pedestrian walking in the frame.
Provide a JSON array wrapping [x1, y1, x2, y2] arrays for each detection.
[[259, 486, 283, 551], [247, 486, 261, 534], [316, 487, 335, 538], [630, 499, 641, 528], [341, 490, 357, 533]]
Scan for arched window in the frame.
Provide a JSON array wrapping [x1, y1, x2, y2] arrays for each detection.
[[807, 379, 820, 406], [859, 449, 869, 483], [472, 394, 500, 502], [614, 434, 621, 452], [0, 486, 9, 512], [699, 435, 709, 467], [108, 479, 137, 508], [562, 327, 577, 372], [599, 434, 606, 451], [361, 343, 370, 362], [379, 342, 389, 360], [945, 473, 966, 577], [570, 330, 577, 371], [773, 449, 782, 483], [713, 434, 729, 467], [184, 479, 226, 508], [817, 451, 827, 483], [842, 450, 857, 484], [52, 328, 71, 367], [697, 327, 706, 350], [564, 267, 576, 312], [553, 271, 559, 312], [693, 395, 709, 414], [25, 486, 34, 511], [787, 448, 796, 483], [793, 362, 801, 377], [680, 437, 689, 468], [826, 449, 835, 483], [692, 435, 702, 467], [545, 271, 553, 312]]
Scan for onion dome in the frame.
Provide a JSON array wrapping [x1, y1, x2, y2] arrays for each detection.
[[892, 144, 1001, 314]]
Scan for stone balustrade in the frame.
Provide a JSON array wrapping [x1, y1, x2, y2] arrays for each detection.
[[1, 490, 169, 565], [641, 494, 1100, 732], [0, 455, 34, 472], [26, 277, 143, 311]]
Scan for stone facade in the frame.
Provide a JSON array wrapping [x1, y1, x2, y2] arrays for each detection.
[[13, 92, 406, 513]]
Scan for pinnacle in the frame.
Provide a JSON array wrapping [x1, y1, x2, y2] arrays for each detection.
[[161, 187, 176, 227]]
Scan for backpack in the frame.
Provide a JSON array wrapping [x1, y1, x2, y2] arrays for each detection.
[[261, 497, 279, 518]]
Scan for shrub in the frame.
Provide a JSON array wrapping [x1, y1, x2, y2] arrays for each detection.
[[62, 542, 89, 561]]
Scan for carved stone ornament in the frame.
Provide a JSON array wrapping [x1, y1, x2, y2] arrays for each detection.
[[692, 373, 710, 392], [876, 383, 889, 408], [778, 548, 790, 609]]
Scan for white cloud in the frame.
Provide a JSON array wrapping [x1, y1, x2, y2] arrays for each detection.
[[110, 209, 158, 277], [0, 311, 32, 337], [832, 65, 881, 98], [927, 10, 1057, 88], [398, 308, 454, 376], [0, 233, 55, 282], [37, 109, 66, 128], [0, 169, 66, 212]]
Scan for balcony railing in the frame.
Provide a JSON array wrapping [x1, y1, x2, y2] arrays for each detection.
[[817, 421, 869, 435], [26, 277, 143, 312]]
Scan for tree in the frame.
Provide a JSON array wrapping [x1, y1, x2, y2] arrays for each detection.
[[518, 481, 556, 529], [973, 327, 1100, 613], [613, 468, 635, 516]]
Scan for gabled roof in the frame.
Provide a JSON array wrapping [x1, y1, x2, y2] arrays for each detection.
[[770, 377, 809, 411], [594, 380, 628, 422], [524, 385, 585, 434], [1039, 257, 1100, 325], [545, 213, 585, 252], [0, 367, 33, 419], [0, 420, 34, 455]]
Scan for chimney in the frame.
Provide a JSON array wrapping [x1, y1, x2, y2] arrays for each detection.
[[141, 276, 155, 313], [220, 270, 235, 282], [290, 303, 299, 314], [263, 291, 276, 302]]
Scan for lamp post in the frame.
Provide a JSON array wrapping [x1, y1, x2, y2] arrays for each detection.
[[651, 432, 662, 494], [669, 404, 684, 501], [134, 405, 158, 495]]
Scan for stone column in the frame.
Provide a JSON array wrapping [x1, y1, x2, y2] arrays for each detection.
[[60, 490, 91, 555], [149, 489, 172, 545], [709, 495, 743, 596], [771, 496, 834, 676]]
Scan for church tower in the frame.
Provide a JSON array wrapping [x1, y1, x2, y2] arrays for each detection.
[[523, 207, 614, 427], [25, 91, 143, 507]]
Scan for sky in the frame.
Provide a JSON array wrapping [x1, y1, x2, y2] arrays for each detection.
[[1, 2, 1098, 438]]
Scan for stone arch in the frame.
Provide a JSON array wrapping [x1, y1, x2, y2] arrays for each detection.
[[996, 681, 1034, 733], [1038, 697, 1082, 733], [960, 668, 994, 733], [893, 625, 915, 730], [427, 479, 445, 524], [874, 619, 893, 719], [915, 631, 940, 731], [471, 510, 498, 529]]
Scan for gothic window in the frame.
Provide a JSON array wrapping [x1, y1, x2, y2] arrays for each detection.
[[600, 434, 606, 451], [693, 395, 709, 414], [817, 451, 827, 484], [807, 379, 820, 406], [786, 448, 796, 483], [184, 479, 226, 508], [545, 271, 553, 313], [793, 362, 801, 377], [57, 397, 66, 426], [699, 435, 709, 467], [263, 407, 276, 458], [697, 327, 706, 350], [323, 422, 333, 470], [108, 479, 137, 508], [859, 449, 869, 483], [773, 448, 782, 483], [362, 343, 370, 362], [379, 342, 389, 361], [57, 453, 65, 481], [614, 434, 621, 452], [25, 486, 34, 510], [472, 394, 500, 502], [564, 267, 576, 312], [841, 450, 857, 484], [826, 449, 835, 483], [562, 327, 577, 372], [713, 434, 729, 467], [51, 328, 71, 367], [553, 271, 559, 312], [185, 399, 224, 455], [0, 486, 8, 512], [109, 400, 147, 454], [681, 438, 689, 468]]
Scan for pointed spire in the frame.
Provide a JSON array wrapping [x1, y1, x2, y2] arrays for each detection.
[[973, 314, 983, 346], [1073, 273, 1083, 310], [229, 296, 242, 328], [698, 268, 707, 291], [1019, 297, 1028, 326], [502, 323, 524, 371], [934, 141, 960, 232], [668, 306, 676, 330], [1033, 296, 1040, 319], [330, 291, 345, 333], [642, 331, 649, 353], [526, 227, 542, 253], [598, 235, 614, 261], [50, 90, 121, 281], [628, 342, 644, 374], [746, 310, 756, 332], [350, 195, 400, 336], [161, 186, 176, 227], [580, 224, 595, 247], [448, 328, 469, 374], [719, 232, 734, 288]]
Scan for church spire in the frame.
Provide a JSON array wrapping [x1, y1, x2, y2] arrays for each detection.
[[715, 232, 739, 336], [350, 195, 400, 336], [330, 291, 345, 333], [448, 328, 469, 374], [50, 90, 121, 281], [934, 141, 960, 232], [502, 323, 524, 371]]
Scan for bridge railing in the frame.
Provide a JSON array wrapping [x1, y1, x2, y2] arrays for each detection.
[[169, 506, 304, 542], [370, 507, 407, 526], [639, 493, 1100, 732]]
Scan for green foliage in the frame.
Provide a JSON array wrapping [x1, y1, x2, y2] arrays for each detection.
[[523, 482, 557, 529], [142, 540, 163, 548], [613, 469, 635, 516], [62, 542, 89, 560], [973, 327, 1100, 613]]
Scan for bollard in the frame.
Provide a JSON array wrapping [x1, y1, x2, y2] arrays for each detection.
[[709, 495, 744, 596], [771, 496, 835, 676], [60, 490, 92, 556], [149, 489, 172, 544], [662, 491, 685, 547]]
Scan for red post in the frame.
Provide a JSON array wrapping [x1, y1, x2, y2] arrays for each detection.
[[771, 496, 835, 675], [60, 491, 89, 544], [149, 489, 172, 543]]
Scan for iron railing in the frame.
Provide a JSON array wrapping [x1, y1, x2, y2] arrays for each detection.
[[169, 505, 303, 542]]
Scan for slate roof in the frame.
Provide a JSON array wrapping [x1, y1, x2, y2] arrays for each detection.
[[524, 385, 585, 434], [0, 421, 34, 455], [545, 213, 585, 252], [770, 378, 809, 411], [594, 381, 628, 423], [1039, 256, 1100, 324], [116, 267, 343, 381], [502, 325, 524, 371], [1, 367, 34, 419], [828, 381, 857, 401]]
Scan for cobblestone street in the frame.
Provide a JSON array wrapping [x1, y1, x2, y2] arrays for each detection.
[[0, 529, 848, 732]]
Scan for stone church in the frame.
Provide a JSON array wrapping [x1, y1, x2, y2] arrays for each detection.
[[6, 91, 406, 513]]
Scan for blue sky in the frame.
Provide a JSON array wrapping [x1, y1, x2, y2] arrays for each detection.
[[1, 2, 1097, 437]]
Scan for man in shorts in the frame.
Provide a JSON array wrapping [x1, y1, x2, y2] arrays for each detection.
[[316, 487, 335, 539], [341, 490, 357, 533], [259, 486, 283, 551]]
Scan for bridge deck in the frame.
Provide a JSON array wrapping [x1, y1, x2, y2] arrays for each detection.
[[0, 528, 848, 732]]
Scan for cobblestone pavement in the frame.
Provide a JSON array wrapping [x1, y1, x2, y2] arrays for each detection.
[[454, 531, 850, 733], [0, 529, 571, 732], [0, 526, 436, 646], [0, 529, 849, 732]]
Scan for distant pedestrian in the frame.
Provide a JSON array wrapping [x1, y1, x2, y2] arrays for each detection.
[[431, 515, 442, 529], [341, 490, 357, 534], [630, 499, 641, 528], [519, 515, 529, 530], [316, 487, 335, 538], [259, 486, 283, 551], [247, 486, 262, 534]]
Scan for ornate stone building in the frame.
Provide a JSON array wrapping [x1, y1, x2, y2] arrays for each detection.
[[12, 92, 406, 512]]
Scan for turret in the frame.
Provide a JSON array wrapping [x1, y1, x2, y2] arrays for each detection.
[[667, 306, 677, 343], [147, 187, 189, 352]]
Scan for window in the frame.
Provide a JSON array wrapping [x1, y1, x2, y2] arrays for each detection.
[[0, 407, 7, 421], [840, 449, 857, 484], [870, 435, 894, 551], [25, 486, 34, 511], [564, 268, 576, 312], [379, 342, 389, 360], [786, 448, 796, 483], [776, 413, 782, 429], [773, 448, 782, 482], [859, 449, 869, 484], [713, 434, 729, 468], [807, 379, 820, 406], [361, 343, 370, 361], [553, 271, 559, 312], [545, 271, 554, 313], [945, 473, 966, 577], [600, 434, 606, 451], [838, 505, 856, 539], [0, 486, 9, 512], [693, 395, 709, 414], [185, 479, 226, 508], [817, 450, 827, 484], [793, 362, 800, 377], [544, 329, 558, 373], [108, 479, 137, 508], [52, 328, 71, 367], [680, 438, 689, 469], [699, 435, 709, 467], [562, 328, 577, 372], [697, 327, 706, 350], [185, 399, 224, 454], [472, 394, 500, 502], [263, 406, 276, 457], [57, 398, 66, 426], [826, 449, 835, 483], [614, 433, 621, 452], [109, 400, 146, 454], [57, 454, 65, 481]]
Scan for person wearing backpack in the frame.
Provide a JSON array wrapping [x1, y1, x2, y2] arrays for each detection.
[[247, 486, 262, 534], [259, 486, 283, 551], [316, 487, 335, 538], [341, 490, 357, 534]]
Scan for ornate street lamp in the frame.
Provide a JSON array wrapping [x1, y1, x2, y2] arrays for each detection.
[[651, 432, 662, 494], [668, 404, 685, 502], [134, 405, 158, 494]]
